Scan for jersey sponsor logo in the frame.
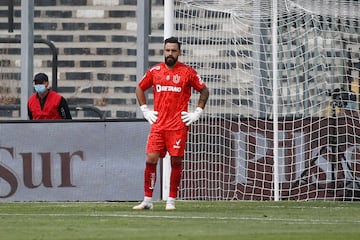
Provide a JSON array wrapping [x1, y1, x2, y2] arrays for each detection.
[[155, 84, 182, 93]]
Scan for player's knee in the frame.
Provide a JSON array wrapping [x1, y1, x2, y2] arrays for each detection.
[[146, 153, 160, 164], [171, 157, 183, 169]]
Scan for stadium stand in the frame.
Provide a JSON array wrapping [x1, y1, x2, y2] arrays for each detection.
[[0, 0, 164, 119]]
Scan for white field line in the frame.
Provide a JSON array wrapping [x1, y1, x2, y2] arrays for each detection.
[[0, 213, 359, 225]]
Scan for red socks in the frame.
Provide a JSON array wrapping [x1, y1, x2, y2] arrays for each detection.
[[143, 161, 183, 198], [144, 162, 157, 197], [169, 161, 183, 198]]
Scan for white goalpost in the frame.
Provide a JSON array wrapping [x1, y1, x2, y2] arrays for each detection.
[[271, 0, 280, 202], [168, 0, 360, 201]]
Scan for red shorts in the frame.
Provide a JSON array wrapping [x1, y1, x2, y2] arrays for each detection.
[[146, 128, 188, 158]]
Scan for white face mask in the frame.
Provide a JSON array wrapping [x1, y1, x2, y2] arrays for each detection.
[[34, 84, 47, 94]]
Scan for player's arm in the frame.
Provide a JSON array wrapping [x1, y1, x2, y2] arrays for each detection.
[[197, 86, 209, 109], [181, 86, 209, 126], [136, 85, 158, 125], [135, 85, 147, 106]]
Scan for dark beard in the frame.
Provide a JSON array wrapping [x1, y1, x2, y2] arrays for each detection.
[[165, 56, 177, 68]]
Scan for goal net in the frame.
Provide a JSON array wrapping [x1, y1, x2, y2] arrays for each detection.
[[173, 0, 360, 200]]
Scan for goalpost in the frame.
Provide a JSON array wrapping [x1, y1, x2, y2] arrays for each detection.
[[169, 0, 360, 201]]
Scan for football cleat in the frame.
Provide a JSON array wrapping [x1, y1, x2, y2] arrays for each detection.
[[165, 202, 176, 210], [132, 201, 153, 210]]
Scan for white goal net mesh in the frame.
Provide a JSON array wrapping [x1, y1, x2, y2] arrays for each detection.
[[174, 0, 360, 200]]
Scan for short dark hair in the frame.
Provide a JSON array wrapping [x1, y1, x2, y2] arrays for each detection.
[[164, 37, 181, 51], [33, 73, 49, 83]]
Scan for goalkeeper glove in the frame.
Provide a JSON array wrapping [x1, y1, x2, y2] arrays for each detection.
[[140, 104, 158, 125], [181, 107, 203, 126]]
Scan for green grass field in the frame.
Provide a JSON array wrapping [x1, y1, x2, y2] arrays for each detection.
[[0, 201, 359, 240]]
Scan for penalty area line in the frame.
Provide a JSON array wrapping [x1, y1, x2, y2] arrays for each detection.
[[0, 213, 359, 225]]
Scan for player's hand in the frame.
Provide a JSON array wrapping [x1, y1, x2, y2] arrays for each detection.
[[140, 105, 158, 125], [181, 107, 203, 126]]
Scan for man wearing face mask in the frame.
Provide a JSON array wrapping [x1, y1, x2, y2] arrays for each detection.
[[28, 72, 72, 120]]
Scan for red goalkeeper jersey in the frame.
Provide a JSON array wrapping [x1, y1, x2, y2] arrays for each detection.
[[138, 61, 206, 131]]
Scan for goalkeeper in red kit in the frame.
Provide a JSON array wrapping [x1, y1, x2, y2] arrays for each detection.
[[133, 37, 209, 210]]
